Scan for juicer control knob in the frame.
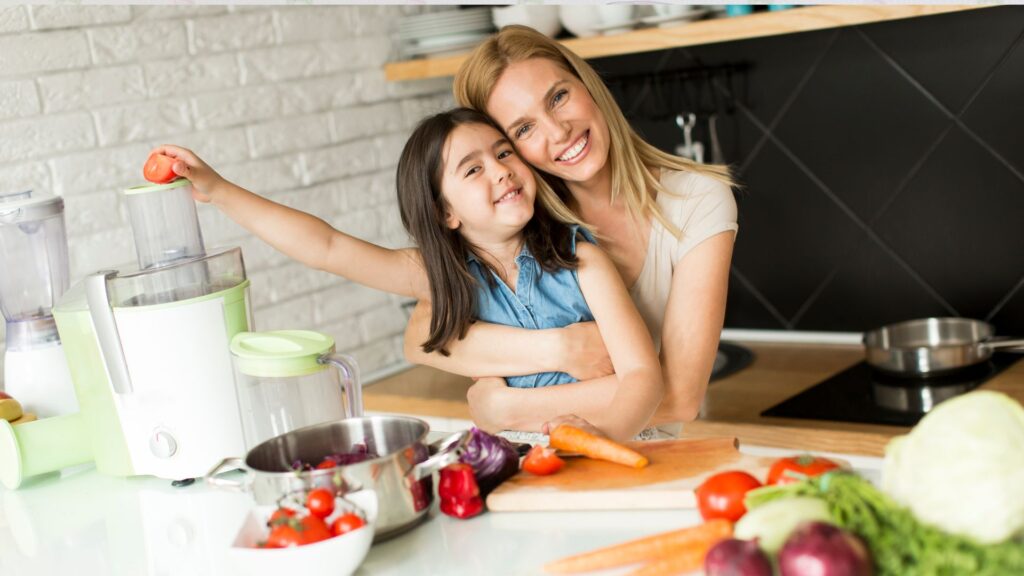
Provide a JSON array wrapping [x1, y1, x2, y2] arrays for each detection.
[[149, 428, 178, 459]]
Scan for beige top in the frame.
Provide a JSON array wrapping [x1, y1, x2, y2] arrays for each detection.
[[630, 169, 739, 351]]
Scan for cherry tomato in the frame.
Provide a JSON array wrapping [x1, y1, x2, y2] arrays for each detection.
[[767, 455, 841, 485], [298, 515, 332, 545], [695, 470, 762, 522], [315, 459, 336, 470], [142, 152, 178, 184], [266, 523, 303, 548], [267, 507, 297, 526], [305, 488, 335, 519], [522, 445, 565, 476], [330, 512, 366, 536]]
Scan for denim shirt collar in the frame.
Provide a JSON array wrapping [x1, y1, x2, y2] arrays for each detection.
[[465, 242, 536, 267]]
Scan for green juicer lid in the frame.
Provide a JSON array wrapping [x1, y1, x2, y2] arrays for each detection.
[[123, 178, 191, 196], [230, 330, 335, 378]]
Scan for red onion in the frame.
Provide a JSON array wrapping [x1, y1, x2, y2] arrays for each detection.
[[779, 521, 873, 576], [704, 538, 773, 576]]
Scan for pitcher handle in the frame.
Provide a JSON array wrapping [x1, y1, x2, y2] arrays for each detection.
[[319, 353, 362, 418], [204, 457, 250, 492], [407, 430, 470, 482]]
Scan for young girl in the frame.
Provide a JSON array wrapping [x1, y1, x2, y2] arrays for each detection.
[[154, 108, 661, 442]]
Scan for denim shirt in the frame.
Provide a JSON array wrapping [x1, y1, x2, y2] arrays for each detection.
[[467, 226, 595, 389]]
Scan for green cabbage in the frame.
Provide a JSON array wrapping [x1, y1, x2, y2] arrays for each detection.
[[882, 391, 1024, 544]]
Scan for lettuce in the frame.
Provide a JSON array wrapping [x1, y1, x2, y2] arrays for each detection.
[[882, 391, 1024, 544]]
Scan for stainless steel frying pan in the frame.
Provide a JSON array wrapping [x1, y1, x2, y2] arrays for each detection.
[[863, 317, 1024, 377]]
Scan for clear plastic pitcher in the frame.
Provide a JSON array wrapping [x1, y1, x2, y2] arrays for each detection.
[[0, 190, 69, 349], [123, 179, 205, 270], [230, 330, 362, 450]]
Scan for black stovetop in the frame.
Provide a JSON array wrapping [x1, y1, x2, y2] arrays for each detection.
[[762, 353, 1020, 427]]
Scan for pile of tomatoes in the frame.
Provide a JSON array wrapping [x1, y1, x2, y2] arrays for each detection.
[[695, 455, 841, 522], [258, 488, 367, 548]]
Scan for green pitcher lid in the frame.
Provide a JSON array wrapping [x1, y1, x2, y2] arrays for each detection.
[[230, 330, 335, 377]]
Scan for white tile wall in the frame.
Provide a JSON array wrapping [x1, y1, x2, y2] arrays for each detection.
[[0, 5, 457, 386]]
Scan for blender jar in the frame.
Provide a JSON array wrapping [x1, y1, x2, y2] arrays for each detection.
[[123, 179, 205, 270], [230, 330, 362, 449]]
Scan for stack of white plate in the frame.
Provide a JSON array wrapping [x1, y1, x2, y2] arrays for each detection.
[[399, 8, 495, 59]]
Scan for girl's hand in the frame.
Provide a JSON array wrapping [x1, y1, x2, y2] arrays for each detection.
[[149, 145, 225, 204], [466, 377, 508, 433], [541, 414, 604, 438], [561, 322, 614, 381]]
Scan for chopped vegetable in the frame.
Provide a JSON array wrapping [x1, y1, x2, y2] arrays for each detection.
[[735, 496, 832, 554], [549, 424, 648, 468], [438, 463, 484, 519], [704, 538, 773, 576], [544, 519, 732, 573], [523, 445, 565, 476], [459, 427, 520, 496], [768, 455, 841, 485], [778, 521, 872, 576], [695, 471, 762, 522], [142, 152, 178, 184], [291, 443, 376, 471], [745, 472, 1024, 576], [883, 391, 1024, 544]]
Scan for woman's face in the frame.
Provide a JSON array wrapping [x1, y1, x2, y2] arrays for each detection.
[[486, 58, 611, 188]]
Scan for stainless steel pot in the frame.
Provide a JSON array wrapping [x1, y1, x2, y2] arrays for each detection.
[[863, 317, 1024, 377], [205, 415, 468, 541]]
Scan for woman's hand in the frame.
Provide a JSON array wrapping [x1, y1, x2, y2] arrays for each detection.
[[150, 144, 226, 204], [541, 414, 605, 438], [560, 322, 614, 381], [466, 377, 509, 433]]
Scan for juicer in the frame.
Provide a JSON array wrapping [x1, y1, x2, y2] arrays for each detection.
[[0, 190, 77, 417], [0, 179, 253, 487]]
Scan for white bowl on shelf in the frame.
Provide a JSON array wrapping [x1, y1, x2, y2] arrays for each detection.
[[492, 5, 562, 37], [560, 5, 635, 38]]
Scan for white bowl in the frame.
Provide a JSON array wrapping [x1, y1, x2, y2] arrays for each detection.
[[559, 5, 635, 38], [226, 491, 377, 576], [491, 5, 561, 37]]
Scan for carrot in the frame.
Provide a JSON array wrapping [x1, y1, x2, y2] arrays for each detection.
[[549, 424, 648, 468], [543, 519, 732, 574], [625, 548, 708, 576]]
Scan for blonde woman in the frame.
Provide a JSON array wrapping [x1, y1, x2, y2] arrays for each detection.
[[404, 25, 738, 438]]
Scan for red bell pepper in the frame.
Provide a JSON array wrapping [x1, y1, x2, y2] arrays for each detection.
[[438, 463, 484, 519]]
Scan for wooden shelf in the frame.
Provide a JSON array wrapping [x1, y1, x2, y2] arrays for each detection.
[[385, 5, 985, 82]]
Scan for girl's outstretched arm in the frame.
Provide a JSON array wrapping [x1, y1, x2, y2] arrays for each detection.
[[155, 145, 429, 300], [403, 301, 614, 380]]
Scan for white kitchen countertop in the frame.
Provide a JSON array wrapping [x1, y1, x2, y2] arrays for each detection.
[[0, 440, 882, 576]]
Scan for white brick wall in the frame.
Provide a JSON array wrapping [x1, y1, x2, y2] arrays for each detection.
[[0, 5, 455, 385]]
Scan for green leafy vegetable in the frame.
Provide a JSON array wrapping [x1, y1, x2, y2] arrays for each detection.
[[746, 472, 1024, 576], [883, 391, 1024, 544]]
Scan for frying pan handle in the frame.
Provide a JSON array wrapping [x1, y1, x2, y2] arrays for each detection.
[[981, 338, 1024, 351]]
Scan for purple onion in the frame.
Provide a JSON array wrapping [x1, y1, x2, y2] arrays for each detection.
[[458, 428, 520, 497], [779, 521, 873, 576], [704, 538, 773, 576]]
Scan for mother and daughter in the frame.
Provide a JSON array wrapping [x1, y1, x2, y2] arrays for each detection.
[[157, 25, 737, 442]]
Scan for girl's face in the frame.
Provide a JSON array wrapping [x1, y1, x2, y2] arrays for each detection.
[[440, 123, 536, 244], [486, 58, 611, 188]]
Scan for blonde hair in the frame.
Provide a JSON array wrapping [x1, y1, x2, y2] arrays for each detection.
[[454, 25, 736, 238]]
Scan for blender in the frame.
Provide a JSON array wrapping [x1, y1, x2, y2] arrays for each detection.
[[0, 179, 253, 487], [0, 190, 77, 417]]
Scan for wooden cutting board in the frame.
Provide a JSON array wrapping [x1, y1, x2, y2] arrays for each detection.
[[486, 436, 774, 512]]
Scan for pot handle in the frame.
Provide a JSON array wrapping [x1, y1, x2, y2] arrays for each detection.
[[318, 353, 363, 418], [982, 338, 1024, 351], [204, 457, 251, 492], [407, 430, 470, 482]]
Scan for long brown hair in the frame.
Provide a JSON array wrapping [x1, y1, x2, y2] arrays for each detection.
[[454, 25, 736, 239], [397, 108, 582, 355]]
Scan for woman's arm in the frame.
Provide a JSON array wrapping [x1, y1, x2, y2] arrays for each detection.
[[402, 301, 613, 380], [158, 145, 429, 300], [653, 231, 735, 423]]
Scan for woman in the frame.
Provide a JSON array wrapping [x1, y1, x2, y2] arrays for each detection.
[[403, 25, 738, 437]]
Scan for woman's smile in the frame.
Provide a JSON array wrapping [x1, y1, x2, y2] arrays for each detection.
[[556, 130, 590, 164]]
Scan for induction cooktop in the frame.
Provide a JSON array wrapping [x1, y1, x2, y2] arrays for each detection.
[[761, 353, 1020, 427]]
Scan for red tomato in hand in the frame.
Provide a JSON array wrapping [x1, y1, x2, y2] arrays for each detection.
[[305, 488, 335, 519], [767, 455, 841, 485], [330, 512, 366, 536], [522, 445, 565, 476], [143, 152, 178, 184], [695, 470, 762, 522]]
